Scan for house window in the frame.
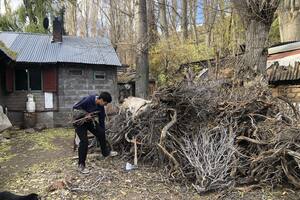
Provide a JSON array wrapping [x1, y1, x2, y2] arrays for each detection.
[[94, 71, 106, 80], [69, 69, 83, 76], [15, 69, 27, 90], [15, 68, 42, 91], [29, 69, 42, 90]]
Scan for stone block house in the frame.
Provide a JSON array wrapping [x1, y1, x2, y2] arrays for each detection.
[[267, 41, 300, 104], [0, 20, 121, 127]]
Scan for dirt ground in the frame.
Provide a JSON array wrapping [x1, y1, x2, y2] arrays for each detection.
[[0, 128, 299, 200]]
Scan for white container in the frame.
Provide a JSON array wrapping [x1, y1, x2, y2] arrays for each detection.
[[26, 94, 36, 112]]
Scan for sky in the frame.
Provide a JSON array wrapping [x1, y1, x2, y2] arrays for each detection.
[[0, 0, 21, 14], [0, 0, 204, 25]]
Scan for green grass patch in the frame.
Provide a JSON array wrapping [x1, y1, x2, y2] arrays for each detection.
[[0, 141, 16, 163], [19, 128, 74, 151], [0, 153, 16, 163], [0, 128, 74, 163], [4, 158, 74, 194]]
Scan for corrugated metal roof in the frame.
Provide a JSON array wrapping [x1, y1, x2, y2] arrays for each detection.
[[266, 49, 300, 69], [268, 41, 300, 55], [268, 62, 300, 84], [0, 32, 18, 48], [0, 32, 121, 66]]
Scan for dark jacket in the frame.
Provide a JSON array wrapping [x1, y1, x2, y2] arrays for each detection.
[[73, 95, 106, 128]]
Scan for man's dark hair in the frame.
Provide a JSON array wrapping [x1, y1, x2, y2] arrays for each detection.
[[98, 92, 112, 103]]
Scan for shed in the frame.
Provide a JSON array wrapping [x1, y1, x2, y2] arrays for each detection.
[[117, 68, 156, 103], [267, 41, 300, 103], [0, 21, 121, 127]]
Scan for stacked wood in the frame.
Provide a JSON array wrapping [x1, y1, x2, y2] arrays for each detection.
[[107, 80, 300, 193]]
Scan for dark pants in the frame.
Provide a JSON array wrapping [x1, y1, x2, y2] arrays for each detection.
[[75, 121, 110, 166]]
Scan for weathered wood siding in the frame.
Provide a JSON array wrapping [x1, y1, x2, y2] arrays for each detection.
[[5, 91, 58, 127], [5, 91, 58, 111], [3, 63, 58, 127]]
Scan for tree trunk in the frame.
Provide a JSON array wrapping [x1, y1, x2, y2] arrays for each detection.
[[243, 20, 270, 74], [203, 0, 217, 47], [90, 0, 99, 37], [159, 0, 169, 38], [109, 0, 117, 48], [84, 0, 89, 37], [135, 0, 149, 99], [65, 0, 77, 36], [191, 0, 199, 44], [147, 0, 157, 44], [129, 0, 136, 65], [23, 0, 36, 24], [181, 0, 188, 40], [171, 0, 178, 30], [278, 0, 300, 42], [4, 0, 12, 14], [232, 0, 280, 76], [168, 0, 180, 39]]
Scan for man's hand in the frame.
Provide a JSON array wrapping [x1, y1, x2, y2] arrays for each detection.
[[73, 109, 88, 120], [72, 111, 100, 126]]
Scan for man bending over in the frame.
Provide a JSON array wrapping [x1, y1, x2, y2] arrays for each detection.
[[73, 92, 117, 174]]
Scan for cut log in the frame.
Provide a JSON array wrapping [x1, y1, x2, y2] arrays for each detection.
[[120, 96, 151, 118]]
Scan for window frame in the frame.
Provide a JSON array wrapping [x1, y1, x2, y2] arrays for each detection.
[[93, 71, 106, 80], [29, 68, 42, 91], [69, 69, 83, 76], [14, 68, 28, 91], [14, 67, 42, 91]]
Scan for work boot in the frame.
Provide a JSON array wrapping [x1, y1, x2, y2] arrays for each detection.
[[97, 151, 118, 161], [78, 164, 89, 174]]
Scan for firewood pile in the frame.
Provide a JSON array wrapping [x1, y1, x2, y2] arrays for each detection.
[[107, 80, 300, 193]]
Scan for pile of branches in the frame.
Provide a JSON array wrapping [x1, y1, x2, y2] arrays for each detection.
[[107, 80, 300, 193]]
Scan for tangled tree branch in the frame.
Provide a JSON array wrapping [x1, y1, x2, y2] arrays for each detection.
[[107, 80, 300, 192]]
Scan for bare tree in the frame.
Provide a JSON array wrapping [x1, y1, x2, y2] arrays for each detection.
[[166, 0, 180, 39], [203, 0, 218, 46], [171, 0, 178, 31], [147, 0, 158, 44], [23, 0, 37, 25], [126, 0, 136, 65], [135, 0, 149, 98], [84, 0, 90, 37], [181, 0, 188, 40], [109, 0, 117, 47], [159, 0, 169, 38], [103, 0, 137, 65], [232, 0, 280, 74], [278, 0, 300, 42], [90, 0, 99, 37], [76, 0, 90, 37], [65, 0, 78, 36], [4, 0, 12, 14], [190, 0, 199, 44]]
